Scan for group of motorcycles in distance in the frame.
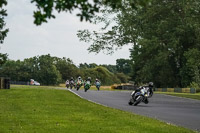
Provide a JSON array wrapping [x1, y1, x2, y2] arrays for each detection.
[[65, 76, 101, 92], [128, 82, 154, 106]]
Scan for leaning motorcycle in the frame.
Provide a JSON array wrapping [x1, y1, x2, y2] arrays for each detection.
[[69, 81, 74, 89], [95, 81, 101, 91], [128, 87, 149, 106], [76, 80, 82, 91], [84, 81, 91, 92], [66, 83, 70, 88]]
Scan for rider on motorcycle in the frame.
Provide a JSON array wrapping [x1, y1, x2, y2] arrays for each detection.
[[75, 76, 83, 90], [84, 77, 91, 85], [131, 82, 154, 104], [84, 77, 92, 91], [76, 76, 83, 85], [95, 78, 100, 83], [95, 78, 101, 91], [133, 82, 153, 95], [65, 80, 69, 88], [148, 82, 154, 96], [69, 77, 74, 89], [70, 77, 74, 82], [85, 77, 92, 83]]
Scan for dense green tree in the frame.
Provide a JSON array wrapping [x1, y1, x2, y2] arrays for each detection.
[[129, 0, 200, 87], [54, 57, 79, 81], [0, 54, 63, 85], [31, 0, 150, 25], [100, 64, 117, 73], [0, 60, 31, 81], [79, 63, 89, 69], [0, 60, 18, 80], [36, 54, 62, 85], [79, 63, 98, 69], [0, 0, 8, 44], [82, 66, 120, 85], [78, 0, 200, 87], [23, 56, 40, 81], [116, 59, 132, 75], [115, 73, 129, 83], [0, 53, 8, 67], [184, 48, 200, 88], [88, 63, 98, 68]]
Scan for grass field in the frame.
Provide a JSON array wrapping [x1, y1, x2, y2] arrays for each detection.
[[155, 92, 200, 100], [0, 85, 194, 133]]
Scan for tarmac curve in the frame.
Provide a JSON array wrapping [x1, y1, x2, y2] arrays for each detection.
[[68, 89, 200, 131]]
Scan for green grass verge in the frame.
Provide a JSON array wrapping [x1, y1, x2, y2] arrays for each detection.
[[0, 85, 194, 133], [155, 92, 200, 100]]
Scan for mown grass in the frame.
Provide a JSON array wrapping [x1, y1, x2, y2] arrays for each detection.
[[155, 92, 200, 100], [0, 85, 194, 133]]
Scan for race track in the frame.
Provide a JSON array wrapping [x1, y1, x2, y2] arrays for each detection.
[[69, 89, 200, 131]]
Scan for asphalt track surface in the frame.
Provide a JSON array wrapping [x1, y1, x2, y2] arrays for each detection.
[[69, 89, 200, 131]]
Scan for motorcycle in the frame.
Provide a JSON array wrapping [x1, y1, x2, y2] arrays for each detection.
[[69, 81, 74, 89], [65, 80, 70, 88], [84, 81, 91, 92], [66, 83, 70, 88], [128, 86, 150, 106], [95, 81, 101, 91], [76, 80, 82, 91]]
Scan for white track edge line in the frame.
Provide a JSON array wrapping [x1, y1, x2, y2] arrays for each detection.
[[67, 89, 109, 108]]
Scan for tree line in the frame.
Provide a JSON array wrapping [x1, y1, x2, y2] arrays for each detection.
[[0, 54, 131, 86], [77, 0, 200, 88]]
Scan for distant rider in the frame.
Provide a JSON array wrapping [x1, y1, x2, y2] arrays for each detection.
[[84, 77, 92, 87], [76, 76, 83, 86], [69, 77, 74, 89], [84, 77, 92, 91], [70, 77, 74, 83], [65, 80, 69, 88], [95, 78, 101, 91], [75, 76, 83, 90], [85, 77, 92, 83]]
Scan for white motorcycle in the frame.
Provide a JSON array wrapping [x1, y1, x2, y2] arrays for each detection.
[[128, 86, 152, 106]]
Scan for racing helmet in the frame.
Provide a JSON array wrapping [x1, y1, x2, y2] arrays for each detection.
[[149, 82, 153, 87]]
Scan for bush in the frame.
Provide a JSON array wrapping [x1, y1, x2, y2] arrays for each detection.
[[82, 66, 121, 85], [115, 73, 129, 83]]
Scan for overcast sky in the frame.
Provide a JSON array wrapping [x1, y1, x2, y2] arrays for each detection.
[[1, 0, 132, 66]]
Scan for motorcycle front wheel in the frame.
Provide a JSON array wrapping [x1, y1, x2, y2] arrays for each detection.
[[133, 96, 143, 106], [84, 87, 88, 92], [76, 86, 80, 91], [128, 98, 134, 105]]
